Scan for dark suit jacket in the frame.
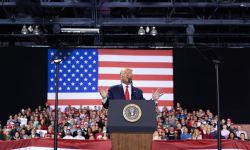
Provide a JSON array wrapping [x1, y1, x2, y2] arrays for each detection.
[[102, 84, 145, 109]]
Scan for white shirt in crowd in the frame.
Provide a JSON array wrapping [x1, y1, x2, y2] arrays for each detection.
[[63, 135, 74, 139], [74, 135, 85, 140], [221, 129, 230, 139]]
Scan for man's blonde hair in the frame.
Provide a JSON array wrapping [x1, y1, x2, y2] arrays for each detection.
[[120, 68, 133, 75]]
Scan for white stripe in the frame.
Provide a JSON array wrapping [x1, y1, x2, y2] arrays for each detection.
[[13, 146, 85, 150], [98, 80, 173, 88], [99, 67, 173, 75], [47, 93, 173, 100], [143, 93, 174, 100], [99, 55, 173, 62], [49, 105, 102, 111], [48, 93, 101, 99]]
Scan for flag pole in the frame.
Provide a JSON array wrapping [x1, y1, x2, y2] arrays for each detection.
[[53, 59, 61, 150], [212, 59, 222, 150]]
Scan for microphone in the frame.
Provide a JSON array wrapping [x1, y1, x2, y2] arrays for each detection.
[[128, 77, 133, 84]]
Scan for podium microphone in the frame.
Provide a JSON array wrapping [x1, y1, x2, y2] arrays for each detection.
[[128, 77, 133, 85]]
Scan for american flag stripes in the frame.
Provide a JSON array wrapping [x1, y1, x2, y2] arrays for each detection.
[[47, 49, 173, 107]]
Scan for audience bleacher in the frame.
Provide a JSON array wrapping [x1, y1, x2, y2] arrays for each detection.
[[0, 102, 249, 141]]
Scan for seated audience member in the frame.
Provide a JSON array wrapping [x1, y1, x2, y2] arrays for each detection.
[[102, 132, 109, 140], [88, 133, 95, 140], [166, 125, 176, 140], [236, 126, 248, 140], [45, 125, 54, 138], [63, 129, 73, 139], [221, 124, 230, 139], [0, 128, 4, 140], [239, 133, 248, 141], [11, 131, 22, 140], [3, 128, 12, 140], [30, 128, 40, 138], [174, 130, 179, 140], [153, 131, 161, 140], [180, 126, 192, 140], [203, 127, 214, 139], [74, 129, 85, 140], [229, 132, 237, 140], [192, 128, 202, 140], [61, 125, 69, 138], [20, 128, 29, 139]]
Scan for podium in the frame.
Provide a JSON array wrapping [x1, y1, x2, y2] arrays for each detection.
[[107, 100, 156, 150]]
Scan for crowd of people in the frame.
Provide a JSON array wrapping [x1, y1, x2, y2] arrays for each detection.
[[153, 103, 249, 141], [0, 102, 249, 142]]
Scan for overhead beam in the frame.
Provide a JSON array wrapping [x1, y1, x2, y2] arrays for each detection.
[[1, 18, 250, 26], [2, 2, 250, 8], [0, 18, 95, 26], [101, 18, 250, 26], [0, 2, 91, 8], [101, 2, 250, 8]]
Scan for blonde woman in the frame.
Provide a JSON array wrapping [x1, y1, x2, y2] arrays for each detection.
[[192, 128, 202, 140]]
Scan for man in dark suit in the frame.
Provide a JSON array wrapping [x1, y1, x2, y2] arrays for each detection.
[[99, 68, 163, 109]]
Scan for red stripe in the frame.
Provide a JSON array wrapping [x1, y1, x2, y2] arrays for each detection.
[[48, 100, 173, 106], [99, 62, 173, 68], [158, 101, 173, 106], [99, 49, 172, 56], [98, 87, 173, 93], [47, 100, 102, 105], [99, 74, 173, 81], [140, 87, 173, 93]]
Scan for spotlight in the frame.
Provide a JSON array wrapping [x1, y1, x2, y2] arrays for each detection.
[[145, 26, 150, 33], [138, 26, 145, 35], [33, 25, 40, 35], [21, 25, 28, 35], [150, 26, 157, 36]]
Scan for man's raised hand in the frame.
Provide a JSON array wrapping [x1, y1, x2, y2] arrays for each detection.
[[152, 88, 164, 101], [99, 86, 108, 99]]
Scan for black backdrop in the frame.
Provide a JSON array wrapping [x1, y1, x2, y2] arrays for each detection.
[[0, 47, 249, 125]]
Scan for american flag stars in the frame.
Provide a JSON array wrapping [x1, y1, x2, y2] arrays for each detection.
[[48, 49, 98, 93]]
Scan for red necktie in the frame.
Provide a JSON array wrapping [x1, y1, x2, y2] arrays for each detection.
[[125, 85, 130, 100]]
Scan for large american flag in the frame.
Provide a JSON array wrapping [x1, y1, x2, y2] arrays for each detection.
[[47, 49, 173, 107]]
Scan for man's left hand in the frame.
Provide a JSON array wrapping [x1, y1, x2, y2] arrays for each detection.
[[152, 88, 164, 102]]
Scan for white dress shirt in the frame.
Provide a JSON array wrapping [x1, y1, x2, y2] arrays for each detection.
[[121, 83, 132, 100]]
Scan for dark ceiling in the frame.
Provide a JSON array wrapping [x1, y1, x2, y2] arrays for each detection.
[[0, 0, 250, 48]]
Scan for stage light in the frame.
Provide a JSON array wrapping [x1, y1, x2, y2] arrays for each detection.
[[138, 26, 145, 35], [21, 25, 28, 35], [150, 26, 157, 36], [145, 26, 150, 33], [33, 25, 40, 35]]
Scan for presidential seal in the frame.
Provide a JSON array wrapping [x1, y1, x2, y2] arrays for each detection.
[[123, 104, 142, 122]]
